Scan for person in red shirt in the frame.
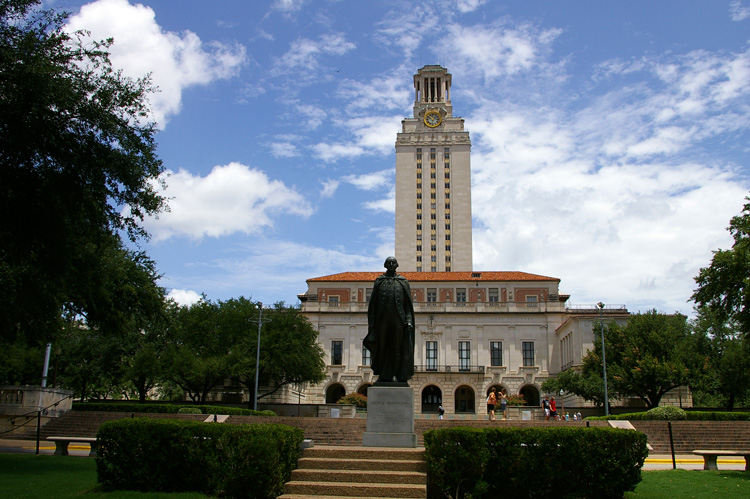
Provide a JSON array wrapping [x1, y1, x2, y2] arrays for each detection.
[[550, 396, 558, 420]]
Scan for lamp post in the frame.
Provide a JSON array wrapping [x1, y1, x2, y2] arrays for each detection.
[[559, 388, 565, 421], [597, 302, 609, 416], [250, 302, 272, 412]]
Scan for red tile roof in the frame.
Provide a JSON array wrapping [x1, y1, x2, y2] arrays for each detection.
[[307, 271, 559, 283]]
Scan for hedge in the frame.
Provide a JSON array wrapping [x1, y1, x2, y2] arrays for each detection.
[[587, 410, 750, 421], [424, 426, 648, 499], [73, 401, 275, 417], [96, 418, 303, 498]]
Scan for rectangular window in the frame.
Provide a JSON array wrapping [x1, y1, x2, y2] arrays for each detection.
[[490, 341, 503, 367], [331, 340, 343, 365], [459, 341, 470, 371], [456, 288, 467, 302], [362, 345, 371, 366], [427, 288, 437, 302], [366, 288, 372, 303], [488, 288, 499, 302], [522, 341, 535, 367], [426, 341, 437, 371], [526, 295, 538, 307]]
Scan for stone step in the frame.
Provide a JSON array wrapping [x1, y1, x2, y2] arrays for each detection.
[[298, 457, 427, 472], [291, 469, 426, 485], [282, 480, 426, 498], [279, 495, 410, 499], [303, 446, 425, 461]]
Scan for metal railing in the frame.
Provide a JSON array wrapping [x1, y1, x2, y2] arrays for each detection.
[[414, 364, 485, 374]]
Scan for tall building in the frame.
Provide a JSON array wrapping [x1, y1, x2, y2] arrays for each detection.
[[255, 66, 687, 415], [395, 65, 472, 272]]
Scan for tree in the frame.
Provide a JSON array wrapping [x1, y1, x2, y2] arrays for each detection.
[[231, 301, 326, 405], [541, 366, 608, 408], [0, 0, 166, 344], [693, 197, 750, 337], [687, 306, 750, 410], [581, 311, 692, 408], [162, 299, 235, 403]]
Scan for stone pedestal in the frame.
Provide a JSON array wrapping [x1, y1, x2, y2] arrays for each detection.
[[362, 385, 417, 448]]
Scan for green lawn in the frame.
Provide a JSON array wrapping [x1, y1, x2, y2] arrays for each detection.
[[625, 469, 750, 499], [0, 455, 210, 498], [1, 454, 749, 498]]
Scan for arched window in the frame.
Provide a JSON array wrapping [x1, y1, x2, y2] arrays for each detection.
[[325, 383, 346, 404]]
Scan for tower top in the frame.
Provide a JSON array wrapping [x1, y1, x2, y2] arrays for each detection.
[[412, 65, 453, 119]]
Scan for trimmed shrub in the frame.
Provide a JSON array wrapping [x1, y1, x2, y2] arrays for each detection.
[[177, 407, 203, 414], [73, 402, 275, 417], [646, 406, 687, 420], [424, 426, 648, 499], [96, 418, 303, 498], [585, 407, 750, 421]]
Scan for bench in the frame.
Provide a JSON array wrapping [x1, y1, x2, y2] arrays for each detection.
[[47, 436, 99, 457], [692, 449, 750, 471]]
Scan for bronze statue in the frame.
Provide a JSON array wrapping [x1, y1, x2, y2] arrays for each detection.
[[364, 256, 415, 383]]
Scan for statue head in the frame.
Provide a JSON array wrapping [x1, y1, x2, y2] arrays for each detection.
[[384, 256, 398, 271]]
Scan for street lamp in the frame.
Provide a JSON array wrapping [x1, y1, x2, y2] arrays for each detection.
[[250, 302, 272, 412], [597, 302, 609, 416], [559, 388, 565, 421]]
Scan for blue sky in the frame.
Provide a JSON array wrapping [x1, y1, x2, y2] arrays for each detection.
[[53, 0, 750, 315]]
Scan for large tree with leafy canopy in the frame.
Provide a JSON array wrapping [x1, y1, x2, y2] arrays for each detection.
[[582, 311, 692, 408], [693, 197, 750, 338], [0, 0, 167, 344]]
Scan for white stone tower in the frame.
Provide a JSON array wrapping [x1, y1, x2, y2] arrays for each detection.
[[395, 65, 473, 272]]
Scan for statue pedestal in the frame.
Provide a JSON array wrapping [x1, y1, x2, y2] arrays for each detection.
[[362, 385, 417, 448]]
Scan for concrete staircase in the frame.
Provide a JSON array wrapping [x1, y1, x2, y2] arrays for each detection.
[[279, 446, 427, 499]]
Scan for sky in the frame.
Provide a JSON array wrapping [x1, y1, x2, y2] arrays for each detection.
[[50, 0, 750, 315]]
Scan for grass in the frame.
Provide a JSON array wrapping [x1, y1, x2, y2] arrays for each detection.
[[1, 454, 749, 498], [625, 469, 750, 499], [0, 455, 210, 498]]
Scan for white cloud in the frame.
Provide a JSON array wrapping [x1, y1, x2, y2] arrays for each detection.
[[730, 1, 750, 21], [456, 0, 487, 13], [320, 179, 340, 198], [311, 142, 366, 162], [343, 169, 393, 191], [66, 0, 246, 127], [145, 162, 314, 241], [439, 21, 563, 81], [167, 289, 203, 307], [311, 115, 402, 161], [273, 33, 355, 77], [466, 44, 750, 314], [269, 142, 299, 158]]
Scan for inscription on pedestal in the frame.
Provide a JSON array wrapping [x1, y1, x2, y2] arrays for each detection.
[[363, 386, 416, 447]]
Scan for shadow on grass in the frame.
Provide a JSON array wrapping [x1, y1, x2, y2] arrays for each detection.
[[0, 455, 211, 498]]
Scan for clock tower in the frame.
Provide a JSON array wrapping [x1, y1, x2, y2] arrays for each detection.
[[395, 65, 473, 272]]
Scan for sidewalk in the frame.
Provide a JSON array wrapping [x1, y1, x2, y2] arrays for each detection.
[[0, 439, 92, 457]]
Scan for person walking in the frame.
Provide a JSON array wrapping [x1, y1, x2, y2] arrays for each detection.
[[542, 395, 551, 420], [550, 396, 558, 421], [487, 387, 497, 421], [499, 389, 508, 420]]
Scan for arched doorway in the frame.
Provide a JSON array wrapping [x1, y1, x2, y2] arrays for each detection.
[[421, 385, 442, 414], [454, 385, 475, 413], [325, 383, 346, 403], [357, 383, 372, 396], [519, 384, 540, 407]]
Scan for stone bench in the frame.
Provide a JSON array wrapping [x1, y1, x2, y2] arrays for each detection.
[[47, 436, 99, 457], [692, 449, 750, 471]]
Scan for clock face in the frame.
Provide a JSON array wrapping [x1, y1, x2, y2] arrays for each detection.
[[424, 110, 441, 127]]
